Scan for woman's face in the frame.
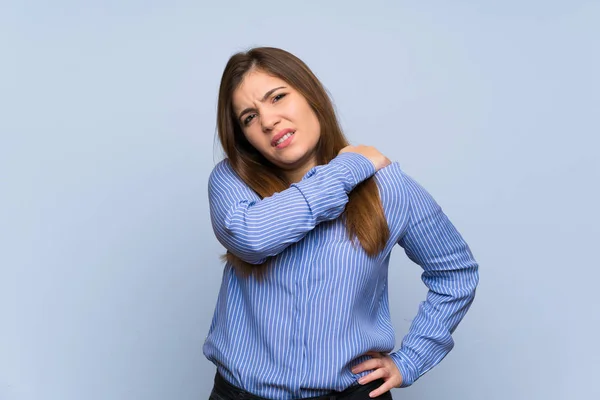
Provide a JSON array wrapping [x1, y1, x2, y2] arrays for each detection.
[[232, 69, 321, 181]]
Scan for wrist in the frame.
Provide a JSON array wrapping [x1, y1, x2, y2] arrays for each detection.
[[389, 350, 419, 388], [328, 152, 376, 191]]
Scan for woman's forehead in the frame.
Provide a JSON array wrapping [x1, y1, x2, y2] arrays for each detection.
[[237, 71, 286, 95], [233, 71, 288, 108]]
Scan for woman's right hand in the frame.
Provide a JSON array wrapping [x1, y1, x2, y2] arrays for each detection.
[[338, 145, 391, 172]]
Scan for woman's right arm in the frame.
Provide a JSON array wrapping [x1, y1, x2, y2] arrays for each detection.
[[208, 150, 384, 264]]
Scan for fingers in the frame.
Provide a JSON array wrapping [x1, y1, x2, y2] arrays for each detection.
[[337, 145, 391, 172], [351, 353, 402, 398], [369, 380, 397, 398], [351, 351, 387, 374], [357, 368, 387, 385], [351, 357, 385, 374]]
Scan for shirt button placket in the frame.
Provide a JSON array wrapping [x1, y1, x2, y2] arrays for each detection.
[[297, 230, 318, 397]]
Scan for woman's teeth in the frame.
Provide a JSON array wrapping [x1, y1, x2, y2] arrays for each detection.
[[276, 132, 294, 145]]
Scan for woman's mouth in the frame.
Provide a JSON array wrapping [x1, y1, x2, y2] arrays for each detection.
[[274, 131, 295, 146]]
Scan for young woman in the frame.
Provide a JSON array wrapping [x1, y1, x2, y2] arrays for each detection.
[[203, 47, 479, 400]]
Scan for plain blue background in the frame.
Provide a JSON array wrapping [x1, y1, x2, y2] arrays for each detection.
[[1, 1, 598, 399]]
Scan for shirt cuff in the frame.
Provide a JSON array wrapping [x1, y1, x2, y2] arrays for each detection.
[[389, 350, 420, 388], [327, 152, 376, 192]]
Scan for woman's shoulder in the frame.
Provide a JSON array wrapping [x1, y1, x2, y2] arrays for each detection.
[[376, 162, 443, 220], [375, 161, 406, 186], [210, 157, 232, 173], [208, 158, 247, 191], [373, 161, 409, 202], [209, 158, 237, 181]]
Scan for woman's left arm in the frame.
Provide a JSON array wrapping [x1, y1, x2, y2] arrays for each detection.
[[390, 172, 480, 388], [350, 170, 479, 395]]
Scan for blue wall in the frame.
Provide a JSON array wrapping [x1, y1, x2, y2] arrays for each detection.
[[1, 1, 598, 399]]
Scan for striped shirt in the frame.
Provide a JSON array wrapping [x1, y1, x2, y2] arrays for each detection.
[[203, 152, 479, 399]]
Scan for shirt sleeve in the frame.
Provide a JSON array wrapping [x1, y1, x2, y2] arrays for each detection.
[[389, 172, 479, 387], [208, 152, 376, 264]]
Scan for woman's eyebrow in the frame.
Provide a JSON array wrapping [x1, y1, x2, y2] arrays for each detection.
[[237, 86, 287, 121]]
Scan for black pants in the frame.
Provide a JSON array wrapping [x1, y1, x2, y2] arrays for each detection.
[[209, 372, 393, 400]]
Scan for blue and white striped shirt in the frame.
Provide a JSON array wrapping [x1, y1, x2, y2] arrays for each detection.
[[203, 152, 479, 399]]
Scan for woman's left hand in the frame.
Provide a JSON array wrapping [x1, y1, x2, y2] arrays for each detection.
[[351, 351, 403, 398]]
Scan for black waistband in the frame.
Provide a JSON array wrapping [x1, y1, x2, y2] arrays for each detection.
[[212, 372, 385, 400]]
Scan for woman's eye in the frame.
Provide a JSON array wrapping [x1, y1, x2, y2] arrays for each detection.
[[243, 114, 256, 126], [273, 93, 286, 102]]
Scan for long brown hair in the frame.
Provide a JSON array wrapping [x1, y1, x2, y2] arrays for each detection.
[[216, 47, 389, 276]]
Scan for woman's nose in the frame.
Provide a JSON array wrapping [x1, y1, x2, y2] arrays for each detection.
[[261, 110, 281, 132]]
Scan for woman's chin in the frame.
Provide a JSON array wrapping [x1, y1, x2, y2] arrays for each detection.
[[271, 150, 307, 166]]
